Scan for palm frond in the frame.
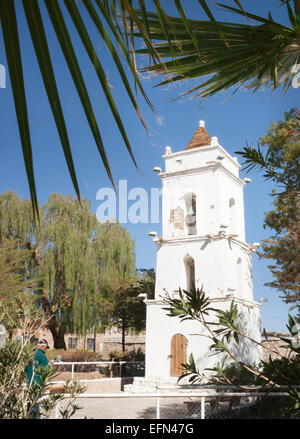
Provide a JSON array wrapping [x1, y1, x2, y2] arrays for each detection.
[[0, 0, 157, 220], [0, 0, 39, 222], [133, 1, 300, 99], [22, 0, 82, 206]]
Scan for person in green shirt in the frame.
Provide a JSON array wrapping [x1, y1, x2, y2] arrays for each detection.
[[25, 339, 50, 418], [25, 339, 50, 385]]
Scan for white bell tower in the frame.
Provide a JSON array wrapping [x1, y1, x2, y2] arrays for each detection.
[[144, 120, 262, 384]]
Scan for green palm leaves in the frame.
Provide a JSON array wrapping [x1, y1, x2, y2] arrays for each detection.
[[0, 1, 39, 220], [2, 1, 300, 222], [0, 0, 152, 220], [133, 1, 300, 99]]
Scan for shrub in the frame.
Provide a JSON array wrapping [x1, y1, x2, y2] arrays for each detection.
[[260, 356, 300, 386], [48, 349, 102, 362], [220, 363, 258, 385], [108, 348, 145, 362], [0, 300, 85, 419]]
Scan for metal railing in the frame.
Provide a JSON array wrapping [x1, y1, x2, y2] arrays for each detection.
[[51, 360, 145, 382], [44, 386, 299, 419]]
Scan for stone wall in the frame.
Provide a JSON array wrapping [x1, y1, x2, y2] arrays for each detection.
[[261, 333, 293, 361], [97, 334, 145, 357], [13, 327, 293, 363], [13, 327, 145, 358]]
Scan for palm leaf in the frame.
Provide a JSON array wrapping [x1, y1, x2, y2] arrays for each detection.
[[120, 0, 163, 66], [174, 0, 201, 54], [64, 0, 139, 167], [22, 0, 82, 206], [0, 0, 39, 222], [89, 0, 155, 119], [198, 0, 228, 47], [133, 1, 300, 98], [153, 0, 178, 61], [44, 0, 115, 188], [1, 0, 161, 219], [3, 0, 300, 219]]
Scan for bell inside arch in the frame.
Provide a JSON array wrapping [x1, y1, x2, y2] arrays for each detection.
[[187, 205, 195, 216]]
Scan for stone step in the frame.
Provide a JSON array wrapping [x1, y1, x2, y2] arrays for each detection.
[[123, 383, 157, 393], [123, 377, 204, 393]]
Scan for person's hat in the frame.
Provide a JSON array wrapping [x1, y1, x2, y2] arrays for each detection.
[[38, 339, 49, 349]]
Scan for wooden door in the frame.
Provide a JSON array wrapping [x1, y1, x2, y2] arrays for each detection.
[[170, 334, 187, 377]]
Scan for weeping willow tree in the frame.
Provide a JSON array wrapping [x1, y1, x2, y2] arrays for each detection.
[[0, 240, 38, 304], [0, 190, 38, 294], [99, 221, 136, 288], [0, 191, 137, 349], [39, 194, 102, 348], [97, 222, 138, 351]]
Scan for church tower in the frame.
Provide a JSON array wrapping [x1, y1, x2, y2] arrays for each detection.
[[145, 120, 262, 383]]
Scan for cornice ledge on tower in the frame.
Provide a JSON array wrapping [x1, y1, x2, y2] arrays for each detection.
[[162, 143, 241, 169], [209, 296, 262, 308], [160, 163, 245, 187], [157, 234, 252, 251], [144, 296, 262, 308]]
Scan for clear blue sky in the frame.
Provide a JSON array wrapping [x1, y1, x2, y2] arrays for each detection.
[[0, 1, 298, 332]]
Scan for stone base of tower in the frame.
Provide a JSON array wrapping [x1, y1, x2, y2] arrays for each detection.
[[143, 296, 262, 385], [123, 376, 214, 393], [123, 376, 180, 393]]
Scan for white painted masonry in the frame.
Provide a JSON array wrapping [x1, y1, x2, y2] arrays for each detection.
[[144, 121, 262, 384]]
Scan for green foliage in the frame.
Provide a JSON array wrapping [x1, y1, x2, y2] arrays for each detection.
[[41, 194, 103, 339], [163, 285, 213, 322], [281, 314, 300, 354], [0, 192, 137, 349], [0, 300, 85, 419], [0, 239, 38, 302], [237, 109, 300, 302], [212, 362, 258, 386], [212, 301, 241, 346], [177, 353, 200, 384], [0, 0, 155, 219], [134, 268, 156, 300], [97, 221, 136, 288], [47, 349, 102, 363], [2, 0, 299, 219], [93, 222, 142, 350], [261, 356, 300, 386], [237, 109, 300, 190], [0, 297, 44, 339], [227, 395, 298, 419], [108, 348, 145, 362], [113, 286, 146, 330], [164, 285, 300, 416], [132, 1, 300, 99]]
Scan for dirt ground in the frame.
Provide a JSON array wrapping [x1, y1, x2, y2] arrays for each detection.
[[53, 371, 105, 381]]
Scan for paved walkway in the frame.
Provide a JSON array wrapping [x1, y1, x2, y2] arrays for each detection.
[[49, 379, 215, 419], [54, 394, 195, 419]]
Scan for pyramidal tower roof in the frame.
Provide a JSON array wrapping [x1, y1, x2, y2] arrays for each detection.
[[185, 120, 211, 150]]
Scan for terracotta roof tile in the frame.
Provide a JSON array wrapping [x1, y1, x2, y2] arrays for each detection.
[[185, 120, 211, 150]]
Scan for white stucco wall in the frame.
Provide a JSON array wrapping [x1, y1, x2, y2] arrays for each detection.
[[161, 164, 246, 241], [145, 298, 262, 382], [145, 127, 261, 384], [154, 238, 253, 301], [163, 142, 240, 178]]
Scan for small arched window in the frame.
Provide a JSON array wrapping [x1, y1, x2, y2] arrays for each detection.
[[184, 193, 197, 235], [184, 254, 195, 291]]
